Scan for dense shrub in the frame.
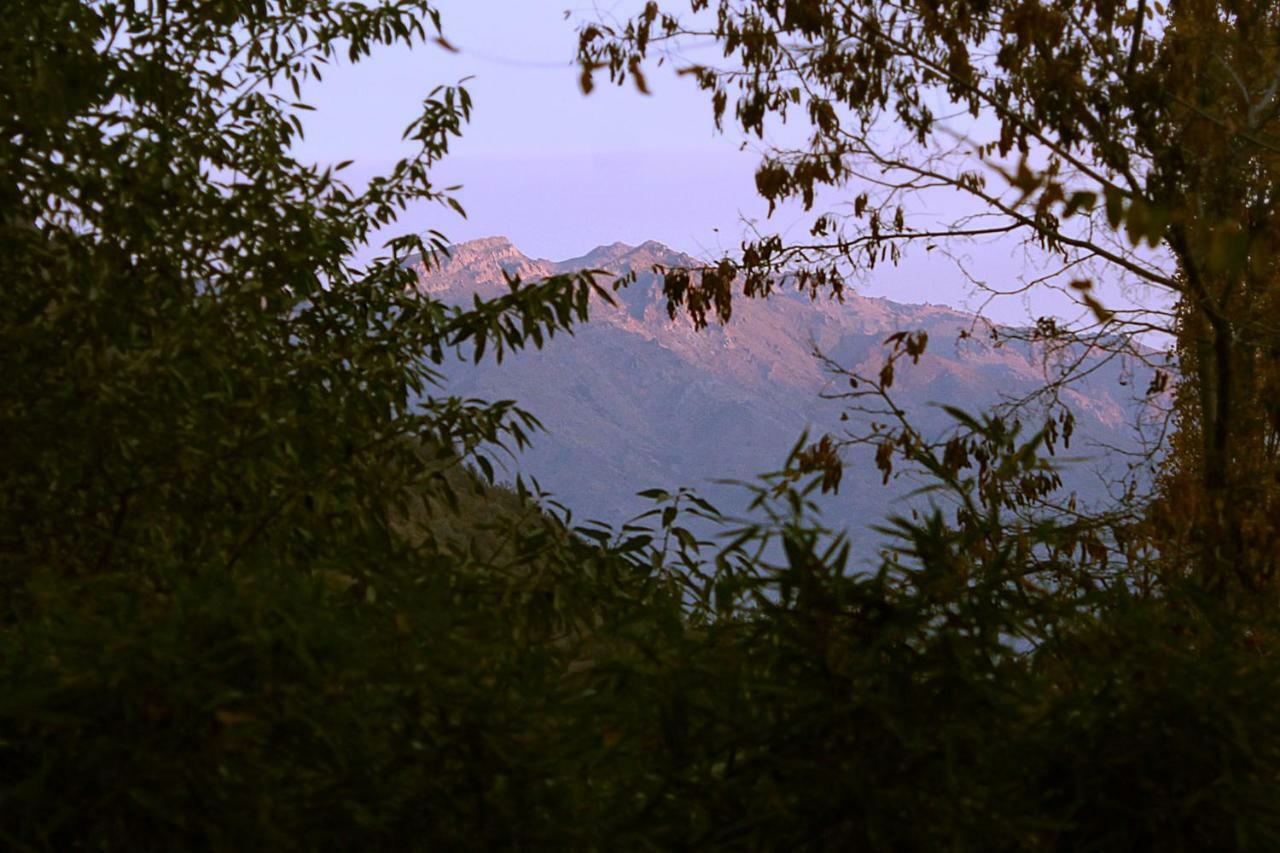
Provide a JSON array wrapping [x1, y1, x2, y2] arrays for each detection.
[[6, 2, 1280, 850]]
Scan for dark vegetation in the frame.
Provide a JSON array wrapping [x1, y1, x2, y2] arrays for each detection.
[[4, 1, 1280, 849]]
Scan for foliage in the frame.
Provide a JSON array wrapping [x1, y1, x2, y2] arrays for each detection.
[[5, 1, 1280, 850], [0, 0, 634, 846], [580, 0, 1280, 596]]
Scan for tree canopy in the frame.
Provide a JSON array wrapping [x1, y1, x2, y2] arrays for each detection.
[[581, 0, 1280, 600]]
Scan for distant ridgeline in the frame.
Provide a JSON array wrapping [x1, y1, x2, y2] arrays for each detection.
[[411, 237, 1162, 532]]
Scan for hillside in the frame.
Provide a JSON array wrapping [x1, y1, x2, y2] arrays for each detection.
[[414, 237, 1157, 529]]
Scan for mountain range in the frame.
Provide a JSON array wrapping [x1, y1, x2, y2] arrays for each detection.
[[412, 237, 1157, 533]]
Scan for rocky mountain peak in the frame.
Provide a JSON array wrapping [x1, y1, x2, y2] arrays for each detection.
[[451, 235, 519, 255], [554, 239, 697, 274], [414, 236, 552, 297]]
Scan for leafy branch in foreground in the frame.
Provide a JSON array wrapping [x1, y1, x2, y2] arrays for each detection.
[[581, 0, 1280, 599]]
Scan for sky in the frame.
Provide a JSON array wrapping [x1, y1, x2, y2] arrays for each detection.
[[294, 3, 766, 257], [292, 1, 1169, 327]]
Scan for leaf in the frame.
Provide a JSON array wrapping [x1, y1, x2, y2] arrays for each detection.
[[672, 526, 699, 553], [1083, 294, 1114, 322], [1063, 190, 1097, 218], [1104, 186, 1126, 229], [629, 57, 650, 94], [618, 534, 653, 552]]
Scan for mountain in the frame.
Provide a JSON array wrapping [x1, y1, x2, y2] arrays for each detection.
[[411, 237, 1156, 533]]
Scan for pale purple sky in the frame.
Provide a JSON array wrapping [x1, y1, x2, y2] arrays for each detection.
[[293, 2, 1166, 326], [295, 3, 764, 255]]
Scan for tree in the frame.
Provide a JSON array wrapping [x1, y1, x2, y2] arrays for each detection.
[[0, 0, 629, 605], [0, 1, 668, 845], [579, 0, 1280, 601]]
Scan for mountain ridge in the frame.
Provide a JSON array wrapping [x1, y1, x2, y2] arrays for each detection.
[[416, 237, 1153, 527]]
